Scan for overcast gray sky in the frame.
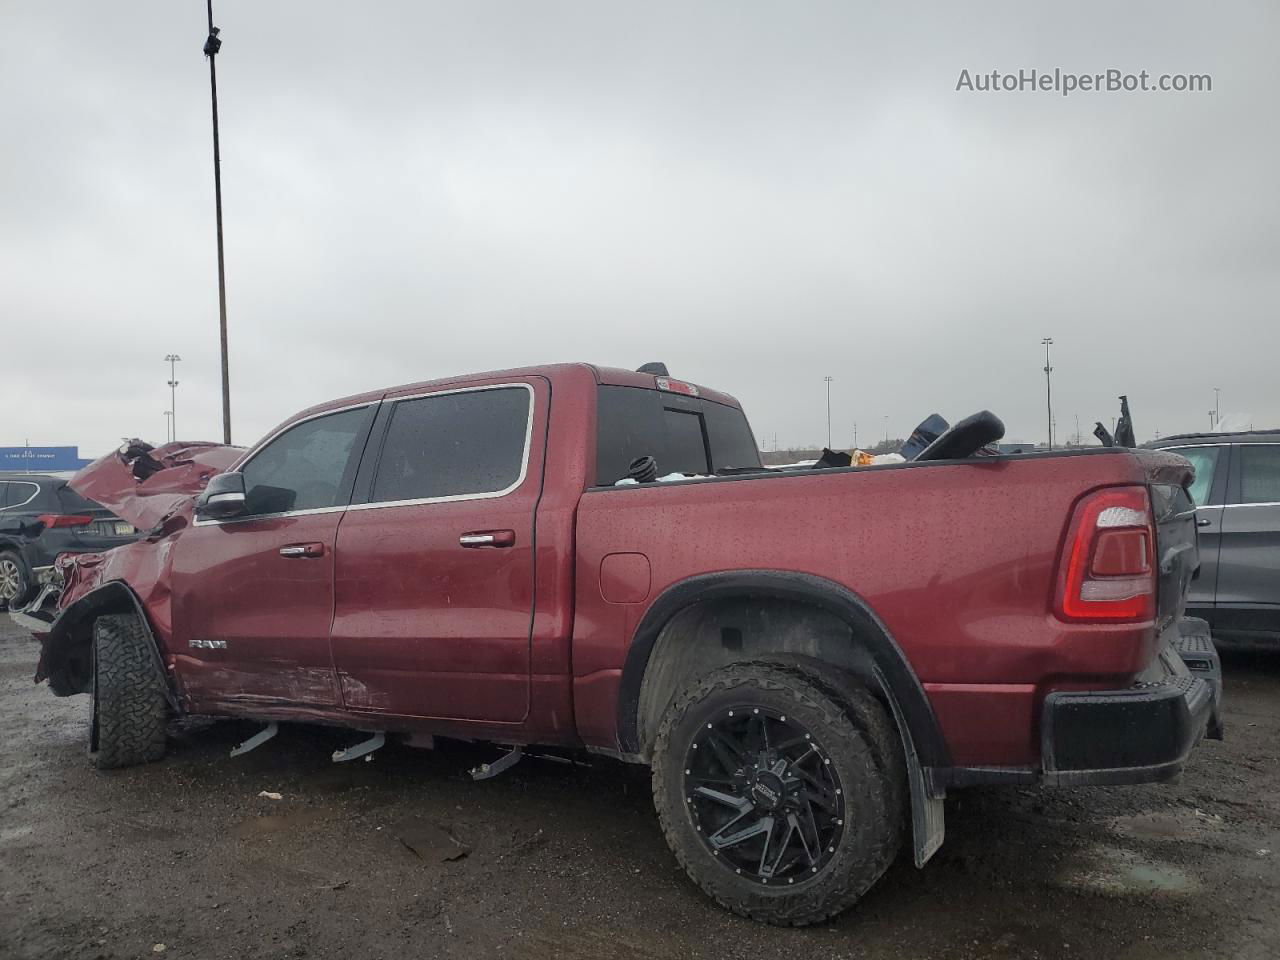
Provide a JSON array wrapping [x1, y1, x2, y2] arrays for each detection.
[[2, 1, 1276, 455]]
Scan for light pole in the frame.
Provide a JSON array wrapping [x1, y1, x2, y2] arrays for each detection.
[[853, 421, 858, 449], [165, 354, 182, 442], [1213, 387, 1221, 429], [204, 0, 232, 444], [1041, 337, 1055, 448], [883, 415, 889, 447], [164, 410, 174, 442], [823, 376, 833, 448]]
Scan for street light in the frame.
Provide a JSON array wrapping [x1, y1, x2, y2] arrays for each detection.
[[823, 376, 833, 448], [1041, 337, 1055, 448], [883, 415, 889, 447], [204, 0, 232, 444], [164, 410, 173, 441], [1213, 387, 1221, 429], [165, 354, 182, 442]]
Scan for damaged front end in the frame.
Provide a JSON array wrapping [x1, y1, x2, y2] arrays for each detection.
[[10, 438, 243, 694]]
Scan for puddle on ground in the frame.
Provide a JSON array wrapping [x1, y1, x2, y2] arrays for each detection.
[[232, 807, 329, 838], [1057, 843, 1198, 895], [1111, 809, 1223, 842]]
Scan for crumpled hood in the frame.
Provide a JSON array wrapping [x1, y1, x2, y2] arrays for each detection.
[[70, 439, 246, 531]]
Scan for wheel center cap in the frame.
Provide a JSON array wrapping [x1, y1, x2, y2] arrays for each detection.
[[750, 771, 785, 810]]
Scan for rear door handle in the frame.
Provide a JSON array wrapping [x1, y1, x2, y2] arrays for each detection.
[[1196, 518, 1212, 527], [459, 529, 516, 548], [279, 542, 325, 558]]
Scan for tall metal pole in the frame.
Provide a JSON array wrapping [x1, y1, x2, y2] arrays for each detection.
[[165, 354, 182, 442], [205, 1, 231, 444], [1041, 337, 1055, 448], [1213, 387, 1221, 429], [823, 376, 833, 448]]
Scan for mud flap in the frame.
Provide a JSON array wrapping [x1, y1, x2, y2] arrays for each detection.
[[875, 667, 945, 866]]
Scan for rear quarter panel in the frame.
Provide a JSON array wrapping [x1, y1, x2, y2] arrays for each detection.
[[573, 450, 1170, 766]]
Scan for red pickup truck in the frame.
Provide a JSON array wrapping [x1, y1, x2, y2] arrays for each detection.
[[14, 363, 1221, 925]]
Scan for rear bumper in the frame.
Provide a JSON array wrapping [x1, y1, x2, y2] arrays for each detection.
[[1040, 667, 1212, 787]]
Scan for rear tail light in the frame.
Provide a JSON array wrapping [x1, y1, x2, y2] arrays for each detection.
[[36, 514, 95, 529], [1055, 486, 1156, 622]]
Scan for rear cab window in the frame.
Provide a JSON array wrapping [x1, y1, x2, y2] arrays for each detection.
[[595, 385, 761, 486]]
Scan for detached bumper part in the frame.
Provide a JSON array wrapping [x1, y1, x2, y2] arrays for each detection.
[[1040, 672, 1212, 786]]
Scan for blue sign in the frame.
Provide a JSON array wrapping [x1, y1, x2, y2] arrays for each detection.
[[0, 447, 93, 472]]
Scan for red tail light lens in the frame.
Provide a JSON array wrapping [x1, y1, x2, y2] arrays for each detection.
[[36, 514, 95, 529], [1056, 486, 1155, 622]]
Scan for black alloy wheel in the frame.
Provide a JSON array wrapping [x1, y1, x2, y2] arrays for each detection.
[[685, 705, 845, 885]]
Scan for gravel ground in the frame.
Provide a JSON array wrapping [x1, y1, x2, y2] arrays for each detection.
[[2, 616, 1278, 960]]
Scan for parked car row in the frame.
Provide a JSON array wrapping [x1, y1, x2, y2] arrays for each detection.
[[0, 474, 138, 609]]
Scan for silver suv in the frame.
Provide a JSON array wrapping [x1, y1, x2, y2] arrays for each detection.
[[1152, 431, 1280, 646]]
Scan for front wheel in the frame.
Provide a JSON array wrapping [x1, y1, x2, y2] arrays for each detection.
[[91, 614, 168, 769], [651, 661, 901, 925]]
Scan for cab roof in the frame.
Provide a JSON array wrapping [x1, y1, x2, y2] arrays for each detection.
[[298, 363, 743, 420]]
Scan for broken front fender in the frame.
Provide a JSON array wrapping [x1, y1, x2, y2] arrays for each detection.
[[70, 439, 244, 531]]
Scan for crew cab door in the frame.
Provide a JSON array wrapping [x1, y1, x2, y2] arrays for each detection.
[[170, 404, 376, 708], [330, 379, 545, 723]]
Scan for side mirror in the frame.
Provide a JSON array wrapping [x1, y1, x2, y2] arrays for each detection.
[[195, 473, 247, 520]]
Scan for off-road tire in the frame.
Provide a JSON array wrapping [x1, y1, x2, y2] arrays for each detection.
[[91, 614, 168, 769], [652, 661, 901, 925]]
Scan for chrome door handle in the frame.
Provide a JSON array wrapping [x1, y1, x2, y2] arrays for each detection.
[[1196, 518, 1212, 527], [279, 542, 325, 558], [459, 529, 516, 548]]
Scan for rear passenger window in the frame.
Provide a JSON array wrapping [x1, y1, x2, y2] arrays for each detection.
[[371, 387, 531, 503], [0, 481, 40, 510], [1236, 445, 1280, 504]]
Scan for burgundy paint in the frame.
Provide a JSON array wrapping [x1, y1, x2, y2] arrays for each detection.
[[39, 363, 1192, 772]]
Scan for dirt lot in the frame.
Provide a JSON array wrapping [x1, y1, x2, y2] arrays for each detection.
[[1, 619, 1278, 960]]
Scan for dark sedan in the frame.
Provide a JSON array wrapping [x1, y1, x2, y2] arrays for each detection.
[[0, 474, 139, 608]]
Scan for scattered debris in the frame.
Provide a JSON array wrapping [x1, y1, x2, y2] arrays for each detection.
[[257, 791, 283, 801], [392, 818, 470, 862], [152, 945, 166, 954]]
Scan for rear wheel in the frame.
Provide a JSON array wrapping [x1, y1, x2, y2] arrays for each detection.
[[0, 551, 30, 609], [651, 661, 901, 925], [91, 614, 168, 769]]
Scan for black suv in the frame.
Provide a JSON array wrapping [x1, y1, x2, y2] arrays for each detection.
[[0, 474, 139, 608]]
